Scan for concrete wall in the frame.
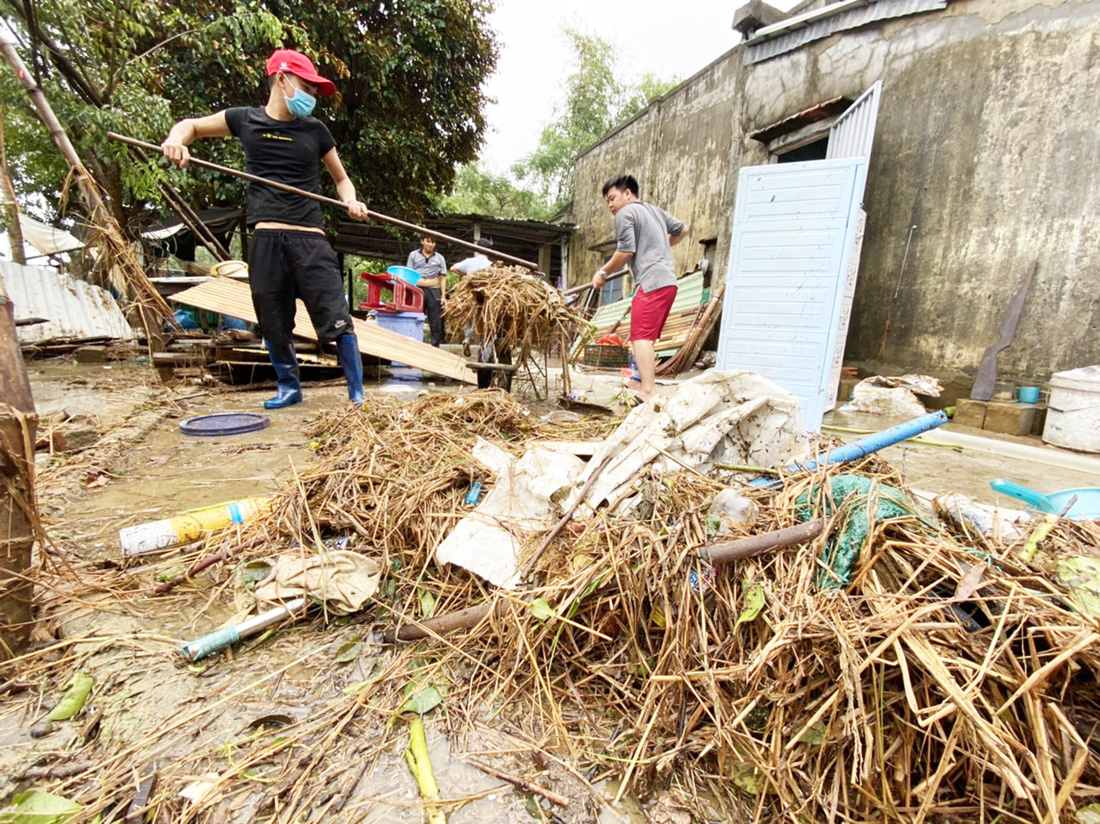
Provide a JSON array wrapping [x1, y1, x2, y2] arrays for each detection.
[[569, 0, 1100, 386]]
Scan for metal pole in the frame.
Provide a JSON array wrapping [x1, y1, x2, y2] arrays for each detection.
[[561, 267, 629, 296], [108, 133, 540, 272]]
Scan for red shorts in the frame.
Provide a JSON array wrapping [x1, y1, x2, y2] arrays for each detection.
[[630, 285, 677, 342]]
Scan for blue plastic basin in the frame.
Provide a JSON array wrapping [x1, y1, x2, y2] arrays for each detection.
[[990, 479, 1100, 521], [387, 265, 421, 287]]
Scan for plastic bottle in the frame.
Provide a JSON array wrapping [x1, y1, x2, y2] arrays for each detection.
[[464, 481, 483, 506], [119, 497, 272, 555]]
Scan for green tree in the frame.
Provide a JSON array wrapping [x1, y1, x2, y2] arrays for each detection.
[[0, 0, 497, 233], [437, 163, 551, 221], [517, 28, 678, 213]]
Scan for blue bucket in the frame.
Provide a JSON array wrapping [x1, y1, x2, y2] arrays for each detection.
[[387, 265, 421, 287]]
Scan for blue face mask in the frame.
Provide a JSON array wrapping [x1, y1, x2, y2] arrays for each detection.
[[283, 84, 317, 118]]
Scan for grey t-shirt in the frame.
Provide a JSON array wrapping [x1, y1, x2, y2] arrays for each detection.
[[407, 250, 447, 278], [614, 201, 684, 292]]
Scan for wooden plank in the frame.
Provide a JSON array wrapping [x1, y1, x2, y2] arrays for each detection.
[[169, 279, 477, 384]]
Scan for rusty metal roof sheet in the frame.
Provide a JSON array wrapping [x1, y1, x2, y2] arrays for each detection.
[[0, 261, 136, 343], [743, 0, 949, 65]]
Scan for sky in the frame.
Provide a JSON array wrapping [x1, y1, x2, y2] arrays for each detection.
[[477, 0, 801, 173]]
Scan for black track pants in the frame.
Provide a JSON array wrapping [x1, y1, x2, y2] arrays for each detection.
[[248, 229, 352, 347], [422, 287, 445, 347]]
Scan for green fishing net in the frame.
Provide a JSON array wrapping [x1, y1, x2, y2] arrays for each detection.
[[796, 474, 911, 590]]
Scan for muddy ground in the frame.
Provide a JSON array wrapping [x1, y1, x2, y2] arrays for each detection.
[[3, 359, 1099, 823], [5, 361, 655, 824]]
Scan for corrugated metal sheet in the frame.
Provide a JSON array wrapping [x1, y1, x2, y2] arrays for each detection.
[[0, 261, 136, 343], [588, 270, 706, 356], [743, 0, 948, 65], [827, 81, 883, 161]]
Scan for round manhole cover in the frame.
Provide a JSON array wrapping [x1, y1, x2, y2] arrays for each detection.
[[179, 412, 271, 437]]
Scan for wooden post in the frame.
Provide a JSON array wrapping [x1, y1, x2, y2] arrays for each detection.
[[0, 278, 37, 661], [537, 244, 552, 278]]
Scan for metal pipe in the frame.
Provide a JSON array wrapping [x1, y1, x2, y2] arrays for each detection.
[[180, 597, 308, 661], [108, 132, 539, 272], [750, 411, 949, 488], [699, 519, 824, 565]]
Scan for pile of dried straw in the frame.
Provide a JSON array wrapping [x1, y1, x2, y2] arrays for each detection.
[[8, 393, 1100, 823]]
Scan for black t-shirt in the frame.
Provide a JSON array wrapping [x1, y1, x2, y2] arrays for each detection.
[[224, 107, 337, 228]]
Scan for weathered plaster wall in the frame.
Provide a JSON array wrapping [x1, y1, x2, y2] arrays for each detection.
[[570, 52, 744, 286], [570, 0, 1100, 385], [749, 0, 1100, 382]]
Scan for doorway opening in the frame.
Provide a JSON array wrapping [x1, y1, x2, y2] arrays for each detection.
[[776, 136, 829, 163]]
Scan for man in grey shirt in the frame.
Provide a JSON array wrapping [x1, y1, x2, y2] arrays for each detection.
[[591, 174, 688, 405], [407, 235, 448, 346]]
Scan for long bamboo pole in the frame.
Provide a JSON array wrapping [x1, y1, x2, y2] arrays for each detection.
[[108, 133, 541, 272], [0, 101, 26, 265]]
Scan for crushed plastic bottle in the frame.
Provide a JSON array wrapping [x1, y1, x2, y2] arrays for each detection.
[[689, 564, 716, 595], [464, 481, 483, 506], [707, 489, 758, 537]]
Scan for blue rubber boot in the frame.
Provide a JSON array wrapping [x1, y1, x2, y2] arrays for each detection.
[[263, 342, 303, 409], [335, 333, 364, 405]]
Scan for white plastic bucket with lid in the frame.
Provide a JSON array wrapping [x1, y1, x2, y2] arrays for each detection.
[[1043, 365, 1100, 453]]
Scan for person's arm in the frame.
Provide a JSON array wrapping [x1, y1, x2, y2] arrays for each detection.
[[666, 210, 689, 247], [322, 148, 369, 222], [592, 250, 633, 290], [439, 256, 448, 300], [162, 111, 231, 168], [407, 250, 417, 268], [593, 210, 636, 289]]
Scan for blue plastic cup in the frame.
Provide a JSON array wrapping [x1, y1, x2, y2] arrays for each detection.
[[1014, 385, 1041, 404]]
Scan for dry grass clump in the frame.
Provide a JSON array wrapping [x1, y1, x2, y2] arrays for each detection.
[[413, 465, 1100, 823], [445, 265, 587, 362], [223, 399, 1100, 823]]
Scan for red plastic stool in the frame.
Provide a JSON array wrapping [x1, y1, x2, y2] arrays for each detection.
[[358, 272, 424, 313]]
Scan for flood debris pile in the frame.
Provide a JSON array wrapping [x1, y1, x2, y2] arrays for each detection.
[[388, 470, 1100, 822], [6, 375, 1100, 823], [445, 266, 587, 367]]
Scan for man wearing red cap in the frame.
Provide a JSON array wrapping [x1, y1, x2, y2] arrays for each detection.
[[162, 49, 369, 408]]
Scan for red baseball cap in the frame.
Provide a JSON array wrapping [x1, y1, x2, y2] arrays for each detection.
[[266, 49, 335, 97]]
